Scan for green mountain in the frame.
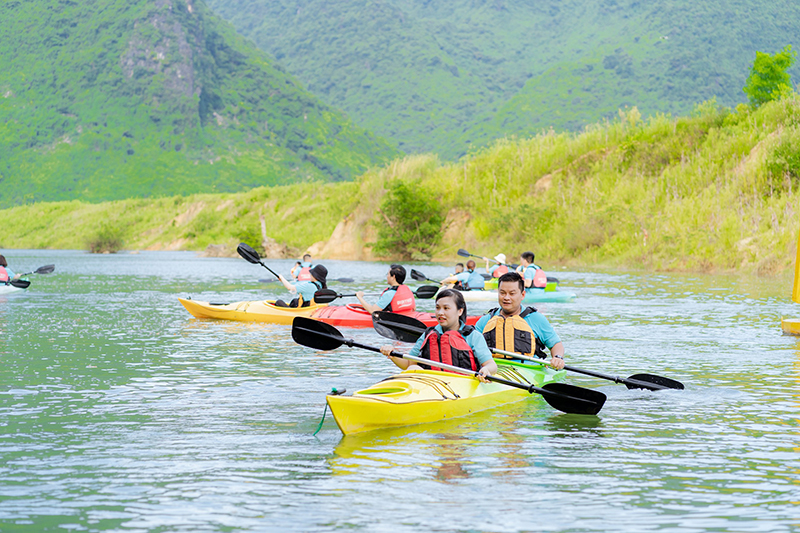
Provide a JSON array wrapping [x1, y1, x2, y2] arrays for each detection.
[[0, 0, 398, 207], [205, 0, 800, 158]]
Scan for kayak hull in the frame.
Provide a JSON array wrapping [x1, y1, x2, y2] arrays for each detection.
[[782, 317, 800, 335], [179, 299, 479, 328], [439, 287, 576, 303], [326, 360, 566, 435], [178, 298, 324, 325], [0, 284, 27, 295]]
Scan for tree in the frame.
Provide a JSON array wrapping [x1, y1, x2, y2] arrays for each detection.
[[372, 179, 445, 261], [743, 45, 797, 108]]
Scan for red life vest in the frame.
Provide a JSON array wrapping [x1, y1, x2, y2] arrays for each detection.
[[297, 266, 313, 281], [533, 268, 547, 288], [383, 284, 416, 313], [0, 267, 8, 283], [492, 265, 509, 278], [419, 326, 478, 373]]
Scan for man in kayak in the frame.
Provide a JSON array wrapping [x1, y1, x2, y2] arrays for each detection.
[[474, 272, 565, 370], [485, 253, 509, 278], [291, 253, 314, 281], [275, 264, 327, 307], [380, 289, 497, 381], [517, 251, 547, 289], [442, 260, 485, 290], [0, 255, 20, 283], [356, 264, 416, 314]]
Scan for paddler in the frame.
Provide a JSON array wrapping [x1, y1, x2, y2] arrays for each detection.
[[380, 289, 497, 381], [442, 260, 485, 290], [291, 253, 314, 281], [0, 255, 20, 283], [485, 253, 510, 278], [356, 264, 415, 314], [517, 251, 547, 289], [474, 272, 566, 370], [275, 264, 327, 307]]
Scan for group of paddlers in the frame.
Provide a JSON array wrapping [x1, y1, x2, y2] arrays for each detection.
[[271, 251, 565, 379]]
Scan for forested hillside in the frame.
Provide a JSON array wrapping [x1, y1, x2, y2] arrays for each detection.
[[2, 96, 799, 274], [0, 0, 398, 207], [206, 0, 800, 158]]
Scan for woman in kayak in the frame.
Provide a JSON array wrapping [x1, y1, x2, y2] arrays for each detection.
[[380, 289, 497, 382], [485, 253, 509, 278], [0, 255, 20, 284], [275, 264, 327, 307], [356, 264, 415, 314]]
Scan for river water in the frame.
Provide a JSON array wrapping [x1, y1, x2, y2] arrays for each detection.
[[1, 250, 799, 532]]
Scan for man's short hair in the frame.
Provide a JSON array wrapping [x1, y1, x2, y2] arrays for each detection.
[[521, 251, 535, 263], [389, 264, 406, 284], [498, 271, 524, 292]]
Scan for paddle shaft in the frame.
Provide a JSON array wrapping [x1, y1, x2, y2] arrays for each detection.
[[295, 325, 560, 398], [490, 348, 674, 391]]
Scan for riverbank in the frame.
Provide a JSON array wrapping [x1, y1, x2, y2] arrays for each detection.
[[1, 96, 799, 273]]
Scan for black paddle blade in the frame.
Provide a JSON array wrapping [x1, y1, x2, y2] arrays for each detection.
[[414, 285, 439, 299], [626, 373, 685, 391], [334, 277, 355, 283], [237, 243, 262, 264], [540, 382, 606, 415], [292, 317, 345, 351], [372, 311, 426, 343], [36, 264, 55, 274], [313, 289, 340, 304], [410, 269, 427, 282], [546, 276, 559, 284], [9, 279, 30, 289], [457, 248, 471, 258]]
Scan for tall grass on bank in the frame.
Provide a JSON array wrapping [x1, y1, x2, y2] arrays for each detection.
[[1, 96, 799, 272]]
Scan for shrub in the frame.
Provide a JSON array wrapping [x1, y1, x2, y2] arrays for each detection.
[[88, 223, 124, 253], [371, 179, 445, 261]]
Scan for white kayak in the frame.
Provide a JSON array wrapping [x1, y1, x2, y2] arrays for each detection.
[[439, 287, 576, 303]]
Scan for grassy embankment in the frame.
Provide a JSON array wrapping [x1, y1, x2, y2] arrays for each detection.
[[1, 96, 799, 272]]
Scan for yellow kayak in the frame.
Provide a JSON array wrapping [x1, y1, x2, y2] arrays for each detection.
[[326, 360, 566, 435], [178, 297, 326, 325]]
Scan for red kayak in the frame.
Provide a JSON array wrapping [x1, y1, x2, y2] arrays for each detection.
[[311, 303, 480, 328]]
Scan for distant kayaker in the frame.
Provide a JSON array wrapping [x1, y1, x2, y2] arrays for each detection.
[[356, 264, 415, 314], [485, 253, 510, 278], [0, 255, 20, 284], [276, 264, 327, 307], [442, 260, 485, 290], [291, 253, 314, 281], [518, 251, 547, 289], [380, 289, 497, 381], [474, 272, 565, 370]]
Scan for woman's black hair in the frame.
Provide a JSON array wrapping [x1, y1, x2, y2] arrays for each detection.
[[0, 255, 6, 267], [436, 288, 468, 325]]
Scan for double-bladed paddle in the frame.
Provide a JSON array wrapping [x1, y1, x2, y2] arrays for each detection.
[[18, 264, 55, 276], [291, 317, 606, 415], [261, 277, 355, 284], [372, 311, 684, 392], [238, 243, 281, 278], [410, 268, 443, 284], [313, 285, 439, 304]]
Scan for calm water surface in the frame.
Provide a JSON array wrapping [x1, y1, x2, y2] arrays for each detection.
[[1, 250, 799, 532]]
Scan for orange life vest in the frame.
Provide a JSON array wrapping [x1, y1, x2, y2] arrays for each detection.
[[492, 265, 509, 278], [383, 285, 416, 313], [297, 266, 313, 281], [482, 307, 548, 359], [419, 326, 478, 373]]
